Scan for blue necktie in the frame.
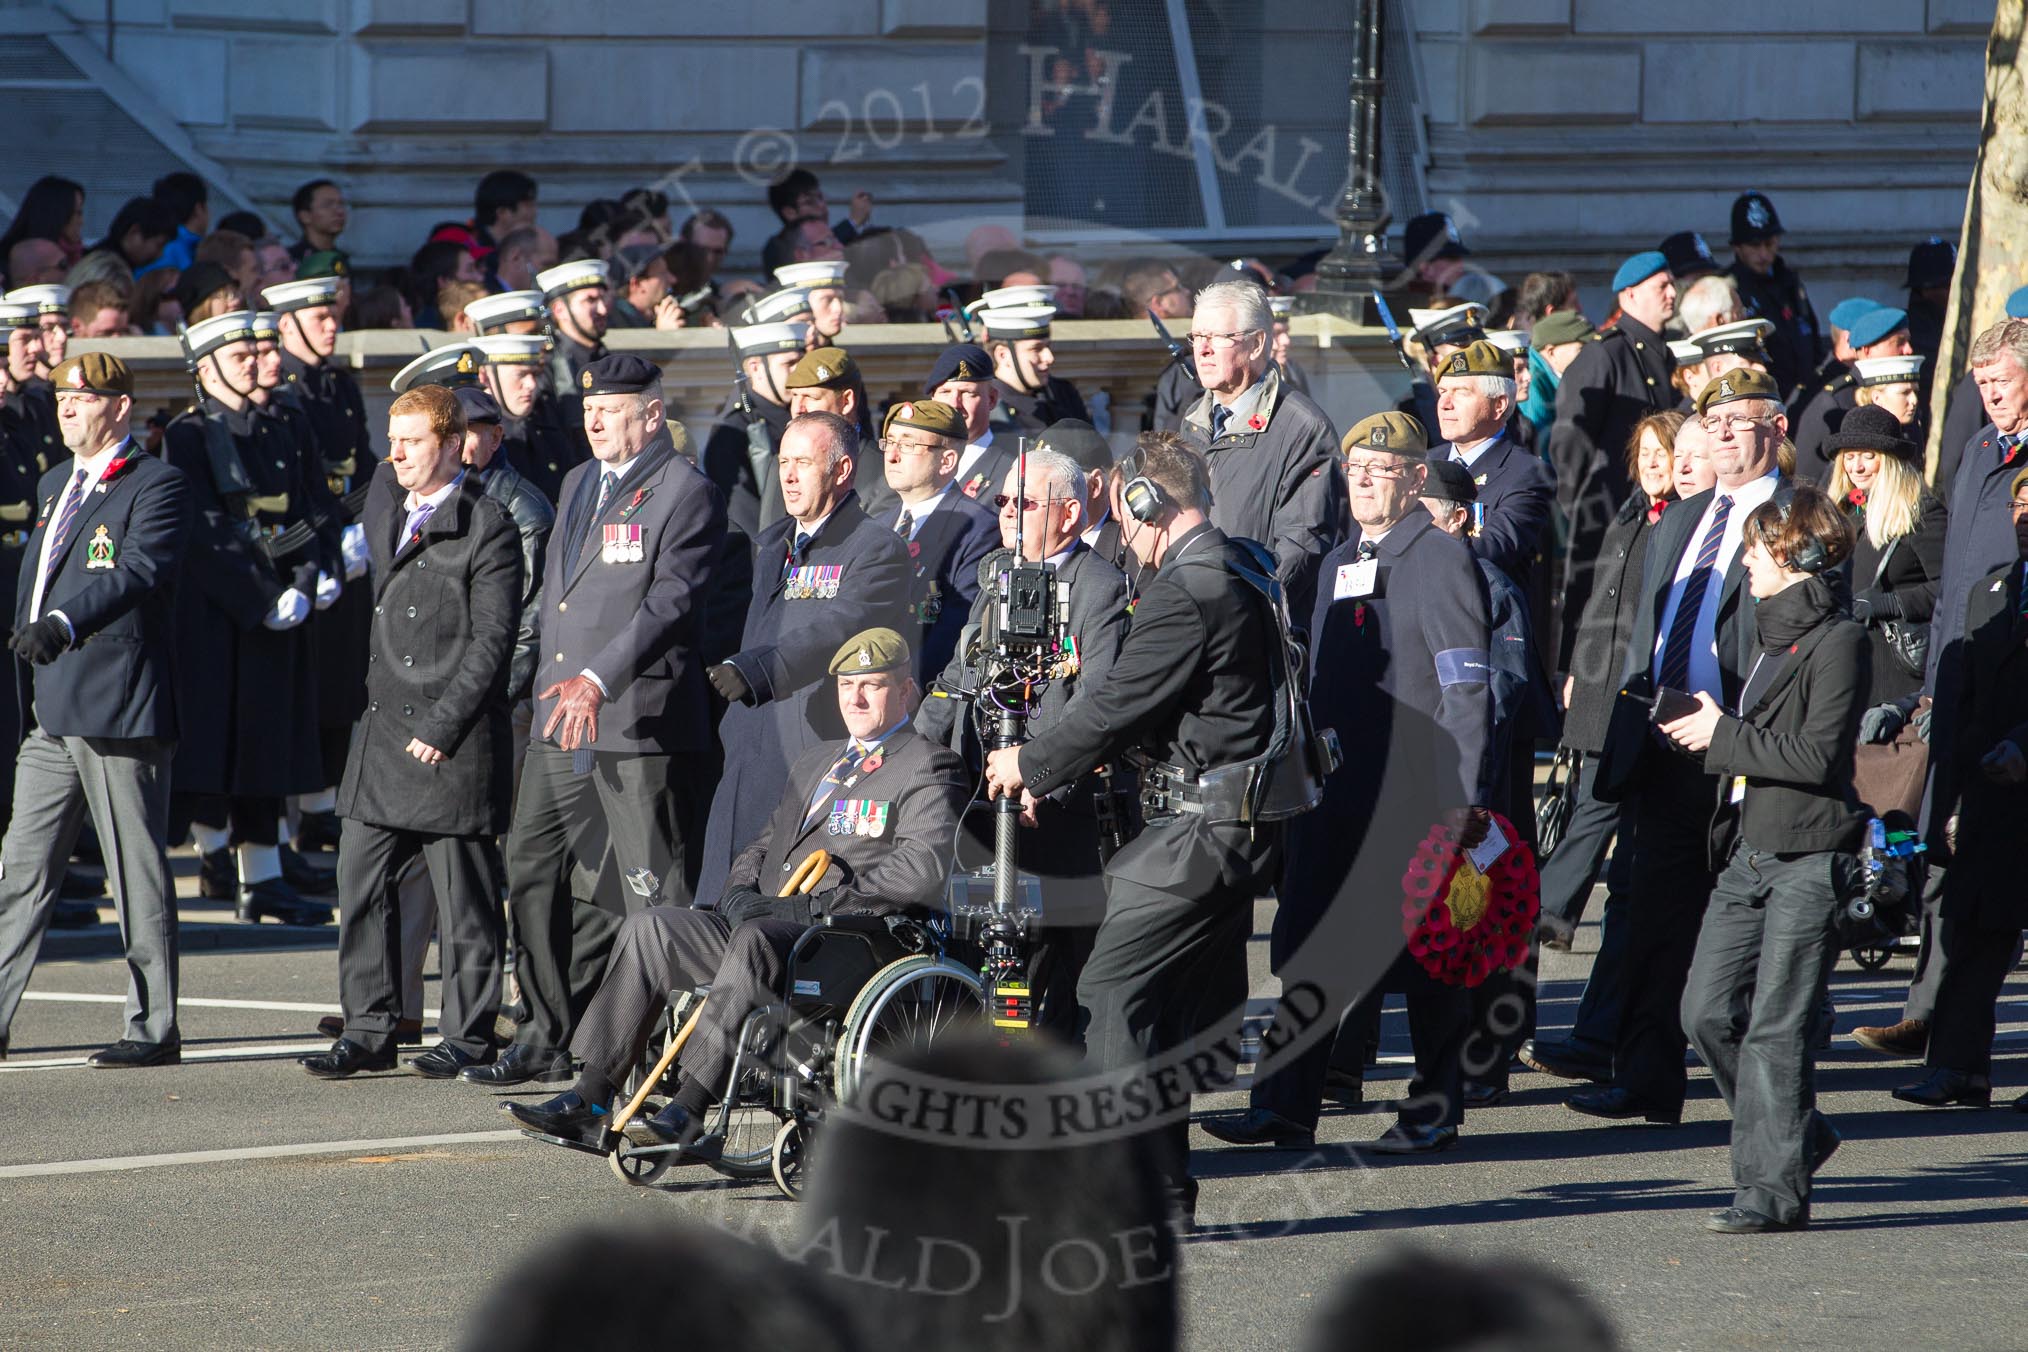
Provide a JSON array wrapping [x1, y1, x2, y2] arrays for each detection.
[[40, 469, 89, 596], [1657, 495, 1733, 691], [1211, 404, 1231, 442], [782, 530, 811, 585], [803, 743, 867, 833]]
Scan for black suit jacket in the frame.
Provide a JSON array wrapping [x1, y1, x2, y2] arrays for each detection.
[[728, 725, 968, 916], [1939, 561, 2028, 926], [338, 464, 521, 836], [895, 489, 997, 684], [1433, 434, 1556, 597], [14, 446, 190, 742], [536, 428, 728, 756]]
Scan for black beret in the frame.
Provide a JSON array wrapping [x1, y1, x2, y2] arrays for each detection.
[[174, 261, 236, 315], [922, 343, 995, 396], [1422, 457, 1478, 504], [579, 353, 661, 397], [1035, 418, 1111, 474], [455, 385, 503, 425]]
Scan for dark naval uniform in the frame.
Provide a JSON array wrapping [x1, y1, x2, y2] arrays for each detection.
[[1433, 433, 1556, 613], [701, 390, 791, 541], [888, 490, 997, 685], [990, 374, 1089, 435], [566, 720, 968, 1109], [1252, 514, 1493, 1137], [951, 432, 1022, 505], [1728, 257, 1821, 400], [1179, 365, 1348, 623], [1012, 523, 1281, 1213], [919, 541, 1131, 1032], [1, 381, 60, 469], [696, 491, 911, 902], [1791, 376, 1857, 483], [503, 389, 589, 509], [0, 391, 48, 827], [1150, 357, 1197, 434], [161, 400, 328, 828]]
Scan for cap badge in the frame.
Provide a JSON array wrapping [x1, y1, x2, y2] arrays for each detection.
[[955, 359, 979, 379], [66, 365, 85, 389], [1746, 197, 1771, 230], [897, 402, 914, 420], [1717, 377, 1735, 399], [857, 647, 873, 668], [580, 369, 593, 390], [815, 363, 832, 381], [1370, 426, 1388, 448], [456, 351, 475, 374], [1447, 353, 1467, 375]]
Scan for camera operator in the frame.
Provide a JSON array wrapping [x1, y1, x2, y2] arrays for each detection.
[[983, 432, 1282, 1226], [917, 447, 1130, 1036], [1661, 482, 1864, 1233]]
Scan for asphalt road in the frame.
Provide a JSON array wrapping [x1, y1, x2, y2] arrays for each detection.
[[1, 874, 2022, 1352]]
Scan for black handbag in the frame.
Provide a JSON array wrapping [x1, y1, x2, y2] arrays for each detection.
[[1536, 747, 1580, 860], [1871, 535, 1931, 680]]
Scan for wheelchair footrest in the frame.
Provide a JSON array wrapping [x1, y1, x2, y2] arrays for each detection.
[[518, 1127, 617, 1157]]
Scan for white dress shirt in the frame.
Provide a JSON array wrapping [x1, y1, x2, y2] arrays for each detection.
[[33, 436, 131, 631], [955, 429, 996, 482], [895, 486, 951, 539], [1649, 470, 1782, 700]]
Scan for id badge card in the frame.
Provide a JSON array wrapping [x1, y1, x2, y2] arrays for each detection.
[[1334, 558, 1378, 600]]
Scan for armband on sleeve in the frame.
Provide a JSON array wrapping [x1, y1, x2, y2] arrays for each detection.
[[1435, 647, 1492, 688]]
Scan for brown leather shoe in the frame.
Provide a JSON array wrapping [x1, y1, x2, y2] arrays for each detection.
[[315, 1016, 423, 1045], [1851, 1019, 1928, 1058]]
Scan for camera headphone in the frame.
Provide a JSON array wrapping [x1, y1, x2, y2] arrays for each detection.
[[1119, 452, 1171, 525], [1766, 482, 1830, 574]]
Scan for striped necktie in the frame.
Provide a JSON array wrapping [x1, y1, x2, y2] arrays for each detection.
[[1657, 495, 1733, 691], [782, 530, 811, 585], [803, 743, 867, 832], [41, 469, 90, 594]]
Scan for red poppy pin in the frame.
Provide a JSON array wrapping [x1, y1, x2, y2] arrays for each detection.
[[620, 486, 651, 519], [860, 753, 882, 775], [1847, 490, 1866, 508], [95, 457, 134, 493], [1246, 414, 1265, 432], [908, 540, 921, 559]]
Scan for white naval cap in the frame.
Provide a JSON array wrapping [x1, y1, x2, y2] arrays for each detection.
[[472, 333, 550, 366], [261, 275, 345, 313], [1852, 354, 1926, 386], [464, 289, 547, 332], [4, 284, 69, 315], [977, 304, 1057, 341], [773, 260, 848, 291], [1408, 301, 1488, 347], [181, 310, 260, 360], [389, 343, 485, 394], [731, 321, 811, 356], [536, 259, 610, 301]]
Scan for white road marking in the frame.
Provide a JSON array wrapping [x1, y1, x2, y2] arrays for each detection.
[[0, 1039, 336, 1072], [20, 991, 442, 1018], [0, 1130, 523, 1179]]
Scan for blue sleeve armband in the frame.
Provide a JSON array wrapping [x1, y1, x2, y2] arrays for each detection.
[[1435, 647, 1492, 688]]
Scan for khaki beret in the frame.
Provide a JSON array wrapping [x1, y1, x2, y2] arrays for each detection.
[[787, 346, 857, 390], [50, 352, 133, 399], [1341, 411, 1428, 457], [829, 627, 911, 676], [1695, 365, 1781, 415], [881, 398, 967, 442], [1436, 339, 1509, 380], [1530, 312, 1596, 347]]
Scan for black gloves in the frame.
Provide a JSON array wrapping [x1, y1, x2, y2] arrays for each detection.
[[10, 616, 70, 665], [708, 662, 753, 705], [1850, 590, 1901, 627], [717, 885, 824, 928]]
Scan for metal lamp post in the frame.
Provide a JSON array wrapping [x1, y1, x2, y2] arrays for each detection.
[[1306, 0, 1399, 321]]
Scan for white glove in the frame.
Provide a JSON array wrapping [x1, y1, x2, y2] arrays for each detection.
[[314, 570, 341, 610], [264, 587, 311, 631], [341, 523, 370, 580]]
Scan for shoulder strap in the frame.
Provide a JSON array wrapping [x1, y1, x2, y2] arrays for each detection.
[[1869, 531, 1899, 592]]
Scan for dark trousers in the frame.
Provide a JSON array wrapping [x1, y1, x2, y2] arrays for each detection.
[[1566, 887, 1633, 1056], [336, 819, 503, 1057], [1295, 952, 1470, 1131], [1538, 753, 1626, 928], [1923, 910, 2025, 1079], [1465, 954, 1538, 1093], [505, 745, 693, 1054], [569, 906, 803, 1097], [1078, 871, 1254, 1206], [173, 792, 281, 846], [1681, 848, 1844, 1225], [1901, 863, 1950, 1024], [1611, 751, 1718, 1119]]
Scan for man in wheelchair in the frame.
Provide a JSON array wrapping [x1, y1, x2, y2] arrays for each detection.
[[503, 627, 969, 1153]]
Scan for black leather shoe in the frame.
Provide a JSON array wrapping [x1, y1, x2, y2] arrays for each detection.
[[503, 1090, 609, 1148], [296, 809, 342, 853], [318, 1015, 422, 1045], [199, 849, 237, 901], [1706, 1206, 1807, 1234], [281, 845, 336, 895], [237, 878, 333, 925], [1361, 1122, 1459, 1154], [59, 865, 107, 900], [87, 1038, 180, 1068], [459, 1042, 572, 1086], [1322, 1068, 1364, 1104], [300, 1038, 396, 1078], [1463, 1081, 1508, 1109], [1198, 1109, 1315, 1149], [409, 1042, 488, 1079], [1519, 1038, 1611, 1083], [1568, 1085, 1679, 1124], [2012, 1089, 2027, 1114], [1891, 1068, 1991, 1108], [629, 1100, 724, 1162], [48, 900, 99, 929]]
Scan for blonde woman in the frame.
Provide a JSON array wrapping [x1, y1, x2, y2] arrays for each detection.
[[1824, 405, 1947, 704], [1851, 352, 1923, 426]]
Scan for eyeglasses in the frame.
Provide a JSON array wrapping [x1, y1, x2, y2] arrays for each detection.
[[879, 437, 943, 457], [1187, 330, 1258, 349], [994, 494, 1072, 512], [1342, 456, 1415, 480], [1700, 412, 1769, 435]]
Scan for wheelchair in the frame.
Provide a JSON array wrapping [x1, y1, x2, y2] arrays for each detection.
[[1837, 818, 1925, 972], [604, 908, 991, 1197]]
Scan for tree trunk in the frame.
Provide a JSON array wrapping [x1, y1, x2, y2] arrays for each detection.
[[1929, 4, 2028, 485]]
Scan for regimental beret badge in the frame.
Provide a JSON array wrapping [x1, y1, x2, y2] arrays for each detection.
[[857, 647, 873, 667], [65, 364, 85, 389], [815, 363, 832, 381], [1447, 353, 1468, 375], [1717, 377, 1734, 399], [1370, 426, 1388, 447], [581, 369, 593, 389], [457, 351, 476, 374], [955, 359, 979, 379], [898, 402, 913, 419]]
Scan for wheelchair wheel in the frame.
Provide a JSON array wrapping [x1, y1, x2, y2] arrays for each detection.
[[608, 1144, 672, 1188], [714, 1104, 784, 1180], [1852, 944, 1894, 971], [832, 955, 989, 1103], [771, 1119, 808, 1199]]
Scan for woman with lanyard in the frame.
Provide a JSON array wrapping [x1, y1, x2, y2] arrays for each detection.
[[1657, 482, 1869, 1233]]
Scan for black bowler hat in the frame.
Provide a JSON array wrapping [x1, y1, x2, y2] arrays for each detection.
[[1822, 405, 1920, 464], [579, 353, 661, 397]]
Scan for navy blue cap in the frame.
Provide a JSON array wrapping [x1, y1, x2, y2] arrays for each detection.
[[2008, 285, 2028, 320], [1827, 298, 1880, 333], [579, 353, 661, 397], [454, 385, 502, 425], [1846, 305, 1909, 350], [922, 343, 995, 396], [1611, 251, 1669, 294]]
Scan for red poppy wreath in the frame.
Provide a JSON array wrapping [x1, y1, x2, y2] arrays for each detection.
[[1399, 812, 1540, 988]]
